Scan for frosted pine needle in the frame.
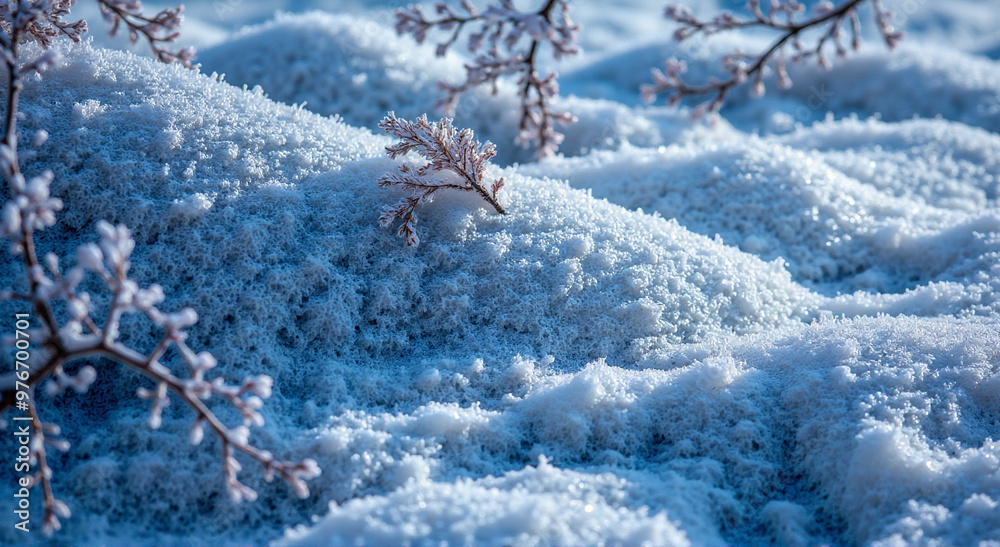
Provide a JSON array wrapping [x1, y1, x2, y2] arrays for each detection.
[[378, 112, 506, 247]]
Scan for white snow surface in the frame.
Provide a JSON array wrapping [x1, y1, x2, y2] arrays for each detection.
[[0, 2, 998, 546], [195, 11, 716, 164]]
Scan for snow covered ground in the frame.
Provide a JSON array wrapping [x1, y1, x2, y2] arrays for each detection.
[[0, 1, 998, 545]]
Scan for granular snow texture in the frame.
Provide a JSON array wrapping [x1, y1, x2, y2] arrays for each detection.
[[0, 3, 998, 547]]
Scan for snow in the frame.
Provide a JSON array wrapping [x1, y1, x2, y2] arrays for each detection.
[[0, 1, 999, 546], [280, 457, 692, 547], [521, 125, 1000, 301], [195, 11, 713, 164]]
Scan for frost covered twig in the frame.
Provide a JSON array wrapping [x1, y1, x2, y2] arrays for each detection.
[[378, 112, 505, 246], [395, 0, 579, 158], [96, 0, 195, 67], [0, 2, 314, 536], [0, 0, 88, 48], [0, 0, 194, 67], [641, 0, 903, 116], [25, 401, 70, 535]]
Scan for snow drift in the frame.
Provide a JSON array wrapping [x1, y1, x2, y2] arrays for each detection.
[[0, 4, 998, 547]]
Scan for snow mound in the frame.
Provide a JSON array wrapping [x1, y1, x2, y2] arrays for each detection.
[[734, 316, 1000, 546], [0, 43, 819, 544], [776, 117, 1000, 212], [279, 458, 691, 547], [751, 45, 1000, 134], [14, 42, 819, 370], [197, 12, 539, 163], [197, 12, 465, 133], [523, 134, 1000, 302]]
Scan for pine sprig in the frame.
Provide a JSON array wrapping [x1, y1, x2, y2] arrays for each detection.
[[378, 112, 506, 247]]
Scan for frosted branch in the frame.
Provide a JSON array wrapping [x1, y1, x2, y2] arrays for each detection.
[[95, 0, 195, 67], [0, 1, 193, 67], [378, 112, 505, 246], [0, 1, 87, 48], [395, 0, 579, 158], [641, 0, 903, 116]]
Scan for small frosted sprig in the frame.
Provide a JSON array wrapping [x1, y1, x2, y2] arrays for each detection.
[[25, 402, 71, 536], [395, 0, 579, 158], [642, 0, 903, 116], [96, 0, 195, 67], [378, 111, 505, 246], [0, 0, 88, 48]]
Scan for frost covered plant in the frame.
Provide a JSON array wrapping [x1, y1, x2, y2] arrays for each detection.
[[642, 0, 904, 116], [0, 0, 194, 67], [0, 1, 315, 536], [0, 0, 87, 47], [395, 0, 580, 158], [378, 111, 505, 246], [95, 0, 195, 67]]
